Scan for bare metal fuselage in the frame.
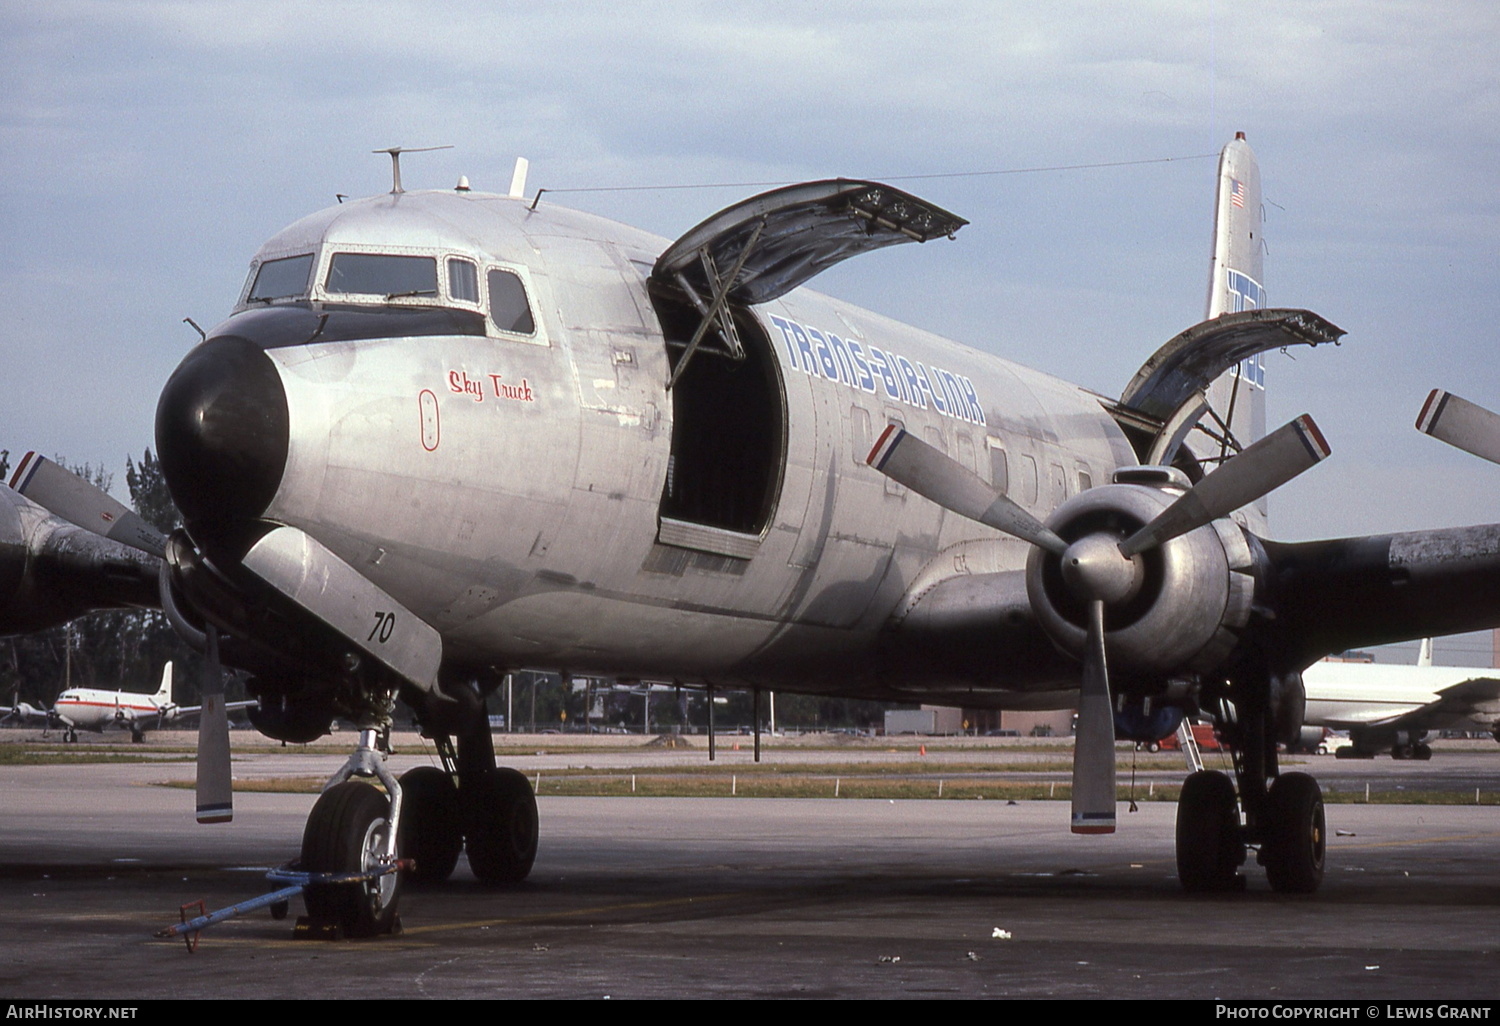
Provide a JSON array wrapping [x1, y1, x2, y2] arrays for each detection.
[[243, 189, 1133, 705]]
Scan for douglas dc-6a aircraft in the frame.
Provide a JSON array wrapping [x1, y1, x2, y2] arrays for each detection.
[[4, 136, 1499, 936], [0, 662, 255, 742]]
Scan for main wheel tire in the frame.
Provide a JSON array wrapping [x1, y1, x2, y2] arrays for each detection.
[[1263, 772, 1325, 894], [1176, 770, 1243, 893], [1415, 743, 1433, 761], [301, 782, 401, 936], [463, 768, 538, 885], [397, 767, 463, 884]]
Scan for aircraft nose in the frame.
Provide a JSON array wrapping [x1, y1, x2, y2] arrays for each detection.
[[155, 336, 289, 528]]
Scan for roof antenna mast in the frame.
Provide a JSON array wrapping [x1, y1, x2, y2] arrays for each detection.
[[373, 145, 454, 194]]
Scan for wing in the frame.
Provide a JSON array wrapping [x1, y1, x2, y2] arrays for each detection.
[[1389, 676, 1500, 732], [170, 700, 259, 722]]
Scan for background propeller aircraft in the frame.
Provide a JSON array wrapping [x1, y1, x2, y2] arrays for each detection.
[[3, 135, 1499, 936], [0, 662, 255, 743]]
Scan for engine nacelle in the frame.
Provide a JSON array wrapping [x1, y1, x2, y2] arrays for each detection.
[[1291, 726, 1326, 753], [1024, 478, 1256, 677], [246, 688, 334, 744], [0, 485, 159, 635]]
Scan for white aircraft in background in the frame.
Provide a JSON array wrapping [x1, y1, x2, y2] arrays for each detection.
[[1300, 639, 1500, 759], [0, 662, 254, 742], [3, 135, 1500, 937]]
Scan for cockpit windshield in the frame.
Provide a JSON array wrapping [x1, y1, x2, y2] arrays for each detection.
[[326, 253, 438, 298], [248, 254, 314, 301]]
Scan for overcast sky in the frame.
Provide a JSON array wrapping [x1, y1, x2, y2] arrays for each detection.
[[2, 2, 1496, 663]]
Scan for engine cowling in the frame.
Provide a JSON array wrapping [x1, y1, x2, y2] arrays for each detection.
[[1024, 477, 1256, 678]]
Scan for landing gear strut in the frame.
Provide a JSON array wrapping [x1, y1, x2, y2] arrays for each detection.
[[298, 727, 405, 936], [1175, 674, 1326, 894], [400, 678, 539, 887]]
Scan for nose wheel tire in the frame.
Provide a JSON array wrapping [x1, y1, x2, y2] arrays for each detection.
[[301, 781, 401, 936], [396, 766, 463, 885], [1261, 772, 1325, 894], [463, 768, 538, 885], [1175, 770, 1245, 892]]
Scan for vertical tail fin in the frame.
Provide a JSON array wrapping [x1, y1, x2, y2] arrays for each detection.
[[1206, 133, 1265, 321], [1203, 133, 1267, 448], [155, 661, 173, 703], [1192, 134, 1270, 522]]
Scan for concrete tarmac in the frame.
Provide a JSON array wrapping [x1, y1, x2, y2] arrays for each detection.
[[2, 742, 1499, 1000]]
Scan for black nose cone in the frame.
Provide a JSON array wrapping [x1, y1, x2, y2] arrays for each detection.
[[156, 336, 289, 528]]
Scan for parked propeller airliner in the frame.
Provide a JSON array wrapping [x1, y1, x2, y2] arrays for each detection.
[[0, 662, 255, 742], [4, 135, 1500, 935]]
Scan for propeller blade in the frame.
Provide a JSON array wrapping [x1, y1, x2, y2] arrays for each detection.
[[8, 453, 166, 558], [1119, 414, 1330, 557], [195, 625, 234, 824], [1417, 390, 1500, 466], [1071, 599, 1115, 834], [241, 525, 442, 692], [867, 425, 1068, 555]]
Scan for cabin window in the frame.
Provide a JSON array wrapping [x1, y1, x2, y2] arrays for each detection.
[[326, 254, 437, 298], [1049, 462, 1068, 505], [955, 432, 977, 476], [987, 441, 1009, 493], [849, 406, 871, 467], [248, 254, 314, 301], [488, 269, 535, 335], [1020, 453, 1039, 505], [448, 258, 479, 303]]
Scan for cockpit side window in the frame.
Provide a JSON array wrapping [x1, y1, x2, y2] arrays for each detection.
[[248, 254, 314, 301], [326, 254, 438, 298], [448, 258, 479, 304], [488, 268, 535, 335]]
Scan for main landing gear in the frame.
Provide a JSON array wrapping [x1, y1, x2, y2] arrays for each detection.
[[397, 680, 539, 886], [1174, 683, 1326, 895]]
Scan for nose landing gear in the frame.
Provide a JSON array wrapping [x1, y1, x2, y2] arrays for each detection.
[[301, 779, 402, 937], [298, 727, 405, 937]]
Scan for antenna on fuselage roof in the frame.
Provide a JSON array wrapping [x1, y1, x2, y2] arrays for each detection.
[[373, 145, 454, 194]]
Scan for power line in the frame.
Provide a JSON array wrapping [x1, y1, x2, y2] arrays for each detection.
[[537, 151, 1219, 196]]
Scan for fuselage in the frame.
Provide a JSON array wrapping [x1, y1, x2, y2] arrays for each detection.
[[172, 187, 1140, 706], [1302, 661, 1500, 732], [52, 687, 170, 732]]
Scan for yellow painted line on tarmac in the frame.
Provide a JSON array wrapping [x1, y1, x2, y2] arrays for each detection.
[[1331, 831, 1500, 851]]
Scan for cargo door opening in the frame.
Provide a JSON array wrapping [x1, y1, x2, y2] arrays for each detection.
[[652, 292, 784, 540]]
